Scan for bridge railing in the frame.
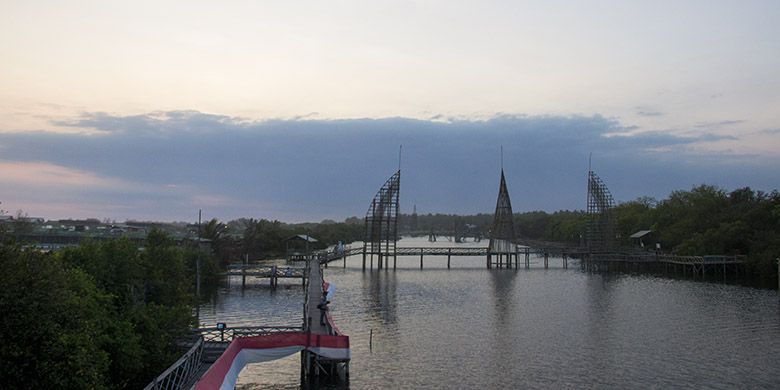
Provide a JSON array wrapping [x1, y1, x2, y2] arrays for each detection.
[[303, 259, 311, 330], [223, 265, 306, 277], [702, 255, 744, 264], [395, 247, 489, 256], [195, 325, 304, 343], [143, 337, 204, 390]]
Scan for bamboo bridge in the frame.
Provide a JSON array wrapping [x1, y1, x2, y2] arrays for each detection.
[[316, 243, 743, 280]]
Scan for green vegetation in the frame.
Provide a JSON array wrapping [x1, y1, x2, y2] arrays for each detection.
[[209, 217, 364, 265], [0, 230, 211, 389], [0, 219, 362, 389], [614, 186, 780, 282]]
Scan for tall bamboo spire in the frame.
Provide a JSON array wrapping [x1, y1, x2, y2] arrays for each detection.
[[489, 169, 516, 254]]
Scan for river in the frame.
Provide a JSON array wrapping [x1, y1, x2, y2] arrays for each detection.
[[200, 236, 780, 389]]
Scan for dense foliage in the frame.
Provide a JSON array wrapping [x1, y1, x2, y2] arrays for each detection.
[[205, 217, 364, 264], [0, 230, 210, 389], [615, 186, 780, 281]]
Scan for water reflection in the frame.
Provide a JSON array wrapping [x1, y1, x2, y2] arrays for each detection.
[[203, 239, 780, 389], [361, 269, 398, 326], [487, 269, 517, 329]]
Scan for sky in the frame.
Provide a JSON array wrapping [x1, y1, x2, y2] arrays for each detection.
[[0, 1, 778, 222]]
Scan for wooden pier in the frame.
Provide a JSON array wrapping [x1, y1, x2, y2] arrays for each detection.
[[321, 245, 579, 270], [300, 257, 350, 386], [224, 265, 307, 288], [581, 252, 745, 280], [320, 244, 744, 281]]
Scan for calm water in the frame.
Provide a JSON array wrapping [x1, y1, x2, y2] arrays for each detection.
[[201, 237, 780, 389]]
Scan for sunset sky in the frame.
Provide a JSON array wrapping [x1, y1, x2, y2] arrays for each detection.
[[1, 1, 778, 222]]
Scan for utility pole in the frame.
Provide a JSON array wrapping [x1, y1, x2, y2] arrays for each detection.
[[196, 209, 202, 325]]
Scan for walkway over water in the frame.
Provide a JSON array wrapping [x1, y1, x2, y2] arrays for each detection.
[[145, 257, 350, 389], [316, 243, 744, 279]]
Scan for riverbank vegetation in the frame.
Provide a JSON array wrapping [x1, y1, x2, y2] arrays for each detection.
[[0, 219, 362, 389], [0, 230, 215, 389]]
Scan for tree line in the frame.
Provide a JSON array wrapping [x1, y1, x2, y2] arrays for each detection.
[[200, 217, 364, 266], [402, 185, 780, 284], [0, 230, 219, 389]]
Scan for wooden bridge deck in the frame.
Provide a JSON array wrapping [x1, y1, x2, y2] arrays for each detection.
[[305, 258, 329, 335], [319, 245, 587, 263], [318, 244, 744, 272]]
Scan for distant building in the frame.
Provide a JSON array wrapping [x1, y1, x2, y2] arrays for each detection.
[[629, 230, 655, 249], [285, 234, 318, 261]]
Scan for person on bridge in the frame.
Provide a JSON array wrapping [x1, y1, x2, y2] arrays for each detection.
[[317, 291, 330, 326]]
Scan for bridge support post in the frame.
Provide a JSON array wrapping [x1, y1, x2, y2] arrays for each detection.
[[420, 248, 424, 269], [242, 269, 246, 289], [447, 248, 451, 269], [362, 248, 366, 271], [544, 253, 548, 269], [487, 254, 492, 269], [525, 249, 529, 269], [563, 254, 568, 269], [394, 253, 397, 270]]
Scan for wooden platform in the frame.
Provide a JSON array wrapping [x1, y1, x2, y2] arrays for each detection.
[[223, 265, 307, 288]]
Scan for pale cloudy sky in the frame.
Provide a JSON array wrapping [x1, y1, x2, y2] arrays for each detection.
[[0, 1, 778, 221]]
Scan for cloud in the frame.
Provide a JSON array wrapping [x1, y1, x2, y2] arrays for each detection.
[[0, 111, 776, 221], [694, 119, 746, 128], [0, 160, 131, 189], [636, 108, 664, 117]]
